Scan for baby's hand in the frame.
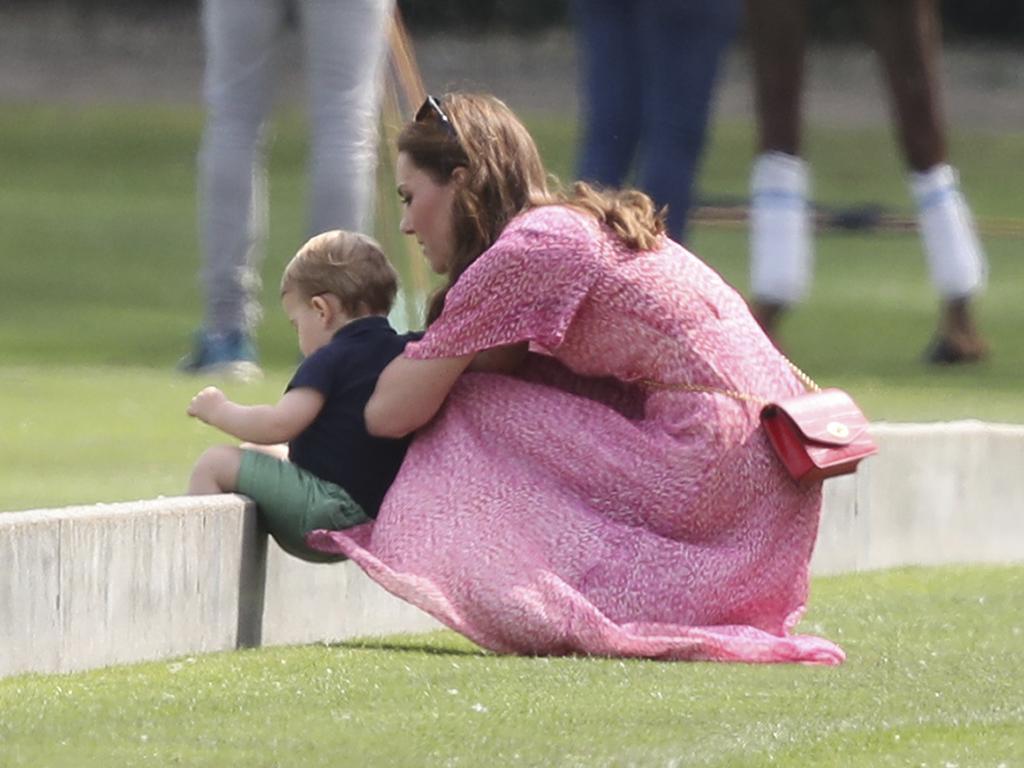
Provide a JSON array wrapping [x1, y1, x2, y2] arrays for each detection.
[[187, 386, 228, 423]]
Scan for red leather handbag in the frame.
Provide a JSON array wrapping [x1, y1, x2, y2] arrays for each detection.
[[642, 362, 878, 485], [760, 387, 879, 484]]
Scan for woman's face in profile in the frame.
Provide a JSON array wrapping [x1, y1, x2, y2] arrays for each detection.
[[396, 151, 458, 274]]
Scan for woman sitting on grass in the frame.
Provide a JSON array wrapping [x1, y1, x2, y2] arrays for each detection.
[[308, 93, 845, 664]]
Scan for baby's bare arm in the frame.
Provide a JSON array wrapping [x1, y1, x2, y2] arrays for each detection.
[[187, 386, 324, 444]]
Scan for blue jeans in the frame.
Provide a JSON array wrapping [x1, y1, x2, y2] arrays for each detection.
[[197, 0, 393, 334], [573, 0, 740, 243]]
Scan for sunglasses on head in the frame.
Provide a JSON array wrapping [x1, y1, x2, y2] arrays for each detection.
[[415, 95, 458, 141]]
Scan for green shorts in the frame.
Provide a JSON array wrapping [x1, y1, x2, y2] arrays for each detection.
[[237, 449, 371, 563]]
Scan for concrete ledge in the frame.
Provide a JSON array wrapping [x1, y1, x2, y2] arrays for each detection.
[[3, 421, 1023, 678], [0, 496, 439, 678], [812, 421, 1024, 574]]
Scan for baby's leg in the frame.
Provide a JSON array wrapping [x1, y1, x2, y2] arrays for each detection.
[[188, 444, 243, 494], [239, 442, 288, 461]]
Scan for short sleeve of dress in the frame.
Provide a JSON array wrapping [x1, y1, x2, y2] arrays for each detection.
[[405, 207, 602, 360]]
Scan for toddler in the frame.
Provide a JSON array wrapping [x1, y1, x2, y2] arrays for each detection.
[[187, 230, 418, 561]]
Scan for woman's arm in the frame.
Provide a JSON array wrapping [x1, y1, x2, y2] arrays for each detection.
[[364, 353, 474, 438], [188, 386, 324, 445]]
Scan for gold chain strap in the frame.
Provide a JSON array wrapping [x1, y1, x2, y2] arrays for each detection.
[[638, 379, 769, 405], [640, 357, 821, 403], [786, 358, 821, 394]]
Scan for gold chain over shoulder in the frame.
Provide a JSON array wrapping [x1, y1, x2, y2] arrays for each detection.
[[640, 356, 820, 404]]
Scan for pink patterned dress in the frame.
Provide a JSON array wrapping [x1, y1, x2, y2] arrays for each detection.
[[309, 205, 844, 664]]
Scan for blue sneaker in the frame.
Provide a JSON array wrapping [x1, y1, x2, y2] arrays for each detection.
[[178, 329, 262, 381]]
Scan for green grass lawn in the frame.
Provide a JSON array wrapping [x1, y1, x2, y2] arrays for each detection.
[[0, 105, 1022, 511], [1, 105, 1022, 766], [2, 564, 1021, 767]]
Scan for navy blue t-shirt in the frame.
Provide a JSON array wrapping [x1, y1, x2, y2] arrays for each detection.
[[287, 315, 421, 517]]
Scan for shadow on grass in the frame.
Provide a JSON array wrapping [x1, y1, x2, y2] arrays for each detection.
[[332, 636, 490, 658]]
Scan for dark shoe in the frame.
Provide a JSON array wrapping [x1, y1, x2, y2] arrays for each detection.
[[923, 334, 989, 365], [178, 329, 262, 380], [926, 297, 990, 365]]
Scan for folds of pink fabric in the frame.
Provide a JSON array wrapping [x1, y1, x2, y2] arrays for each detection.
[[308, 206, 844, 665]]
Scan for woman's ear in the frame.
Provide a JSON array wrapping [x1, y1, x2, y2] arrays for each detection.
[[450, 166, 469, 187]]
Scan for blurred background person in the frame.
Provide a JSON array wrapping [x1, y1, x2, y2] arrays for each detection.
[[179, 0, 394, 378], [571, 0, 741, 244], [746, 0, 989, 364]]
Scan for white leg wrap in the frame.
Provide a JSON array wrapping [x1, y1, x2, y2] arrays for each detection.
[[911, 164, 987, 298], [749, 152, 813, 304]]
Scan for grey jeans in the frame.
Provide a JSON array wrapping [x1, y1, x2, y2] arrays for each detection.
[[197, 0, 393, 334]]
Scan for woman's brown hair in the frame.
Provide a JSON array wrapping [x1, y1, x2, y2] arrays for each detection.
[[398, 93, 666, 324]]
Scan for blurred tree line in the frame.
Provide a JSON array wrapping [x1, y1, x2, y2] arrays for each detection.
[[9, 0, 1024, 41]]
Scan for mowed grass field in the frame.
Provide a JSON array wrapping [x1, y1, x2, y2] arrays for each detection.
[[1, 105, 1022, 766], [2, 565, 1022, 767], [0, 104, 1022, 511]]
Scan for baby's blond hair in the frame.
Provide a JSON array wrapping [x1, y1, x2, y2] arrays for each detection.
[[281, 230, 398, 316]]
